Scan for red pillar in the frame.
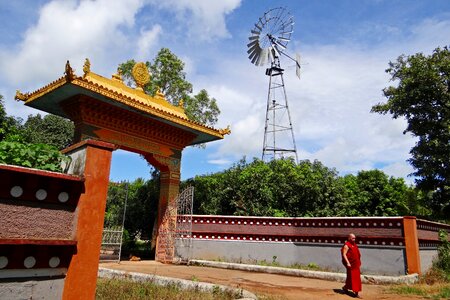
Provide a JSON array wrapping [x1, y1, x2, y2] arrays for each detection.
[[403, 216, 421, 274], [62, 140, 115, 300], [144, 153, 181, 263]]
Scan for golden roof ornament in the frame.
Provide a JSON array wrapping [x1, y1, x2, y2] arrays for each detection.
[[65, 60, 75, 81], [83, 58, 91, 77], [15, 90, 28, 101], [218, 125, 231, 135], [112, 68, 123, 82], [132, 62, 150, 91]]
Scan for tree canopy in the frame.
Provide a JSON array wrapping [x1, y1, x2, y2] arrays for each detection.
[[182, 158, 419, 218], [372, 46, 450, 216], [0, 95, 22, 142], [118, 48, 220, 127], [21, 114, 74, 150]]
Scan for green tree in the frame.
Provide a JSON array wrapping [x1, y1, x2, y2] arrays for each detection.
[[339, 170, 413, 216], [118, 48, 220, 126], [188, 158, 346, 217], [21, 114, 74, 150], [0, 94, 22, 142], [372, 47, 450, 217]]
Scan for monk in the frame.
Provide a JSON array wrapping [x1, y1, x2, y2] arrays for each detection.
[[341, 233, 362, 298]]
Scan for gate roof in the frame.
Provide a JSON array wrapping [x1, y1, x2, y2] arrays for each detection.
[[15, 60, 230, 146]]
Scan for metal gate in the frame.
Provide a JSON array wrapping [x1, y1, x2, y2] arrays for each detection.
[[100, 183, 128, 262], [157, 186, 194, 263]]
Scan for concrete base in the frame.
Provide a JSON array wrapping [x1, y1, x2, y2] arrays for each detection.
[[419, 249, 438, 274], [0, 277, 65, 300]]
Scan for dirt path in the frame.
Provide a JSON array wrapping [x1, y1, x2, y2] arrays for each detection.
[[100, 261, 425, 300]]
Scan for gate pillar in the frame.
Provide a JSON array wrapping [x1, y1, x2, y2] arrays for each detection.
[[144, 153, 181, 262], [62, 140, 115, 300]]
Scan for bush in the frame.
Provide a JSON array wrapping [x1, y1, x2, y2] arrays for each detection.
[[434, 230, 450, 279], [0, 141, 69, 172]]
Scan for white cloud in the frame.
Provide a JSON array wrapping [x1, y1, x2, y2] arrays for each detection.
[[381, 162, 415, 185], [136, 25, 162, 60], [148, 0, 241, 41], [207, 159, 232, 165], [0, 0, 145, 88]]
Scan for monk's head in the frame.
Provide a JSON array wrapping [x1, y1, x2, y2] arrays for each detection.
[[348, 233, 356, 244]]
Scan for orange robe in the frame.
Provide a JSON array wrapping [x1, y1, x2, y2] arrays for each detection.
[[342, 241, 362, 292]]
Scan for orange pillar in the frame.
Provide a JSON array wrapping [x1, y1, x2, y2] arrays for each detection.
[[403, 216, 421, 274], [62, 140, 115, 300]]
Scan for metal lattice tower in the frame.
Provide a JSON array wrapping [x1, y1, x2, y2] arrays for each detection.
[[263, 55, 298, 163]]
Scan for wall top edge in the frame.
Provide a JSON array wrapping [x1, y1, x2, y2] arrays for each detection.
[[0, 163, 82, 182]]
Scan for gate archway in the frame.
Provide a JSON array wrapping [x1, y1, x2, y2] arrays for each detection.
[[16, 59, 230, 264]]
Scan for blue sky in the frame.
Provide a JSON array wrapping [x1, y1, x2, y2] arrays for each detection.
[[1, 0, 449, 183]]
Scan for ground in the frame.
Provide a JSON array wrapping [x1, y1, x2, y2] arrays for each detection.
[[100, 261, 426, 299]]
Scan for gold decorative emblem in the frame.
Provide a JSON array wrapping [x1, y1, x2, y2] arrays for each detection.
[[132, 62, 150, 90], [219, 125, 231, 135], [83, 58, 91, 77]]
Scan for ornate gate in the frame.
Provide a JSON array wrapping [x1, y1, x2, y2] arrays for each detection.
[[157, 186, 194, 263]]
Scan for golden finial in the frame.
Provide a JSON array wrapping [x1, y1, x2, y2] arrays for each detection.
[[15, 90, 28, 102], [83, 58, 91, 77], [178, 99, 184, 108], [219, 125, 231, 135], [112, 67, 123, 82], [65, 60, 74, 81], [131, 62, 150, 91], [156, 87, 164, 98]]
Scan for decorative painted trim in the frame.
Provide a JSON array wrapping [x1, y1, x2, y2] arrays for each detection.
[[0, 243, 75, 270]]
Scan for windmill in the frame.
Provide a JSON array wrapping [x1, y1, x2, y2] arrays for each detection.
[[247, 7, 301, 163]]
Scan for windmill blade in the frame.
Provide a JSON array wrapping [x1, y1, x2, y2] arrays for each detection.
[[248, 48, 259, 61], [247, 42, 261, 54], [257, 48, 268, 66], [295, 53, 301, 79], [277, 37, 291, 42], [251, 29, 261, 35], [251, 52, 260, 64], [248, 35, 259, 41], [247, 40, 259, 48], [255, 52, 264, 66]]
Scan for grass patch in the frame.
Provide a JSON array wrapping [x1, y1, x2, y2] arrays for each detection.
[[255, 260, 329, 272], [389, 283, 450, 300], [387, 268, 450, 300], [96, 278, 241, 300]]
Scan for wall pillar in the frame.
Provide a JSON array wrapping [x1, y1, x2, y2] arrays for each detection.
[[62, 140, 115, 300], [403, 216, 421, 274]]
